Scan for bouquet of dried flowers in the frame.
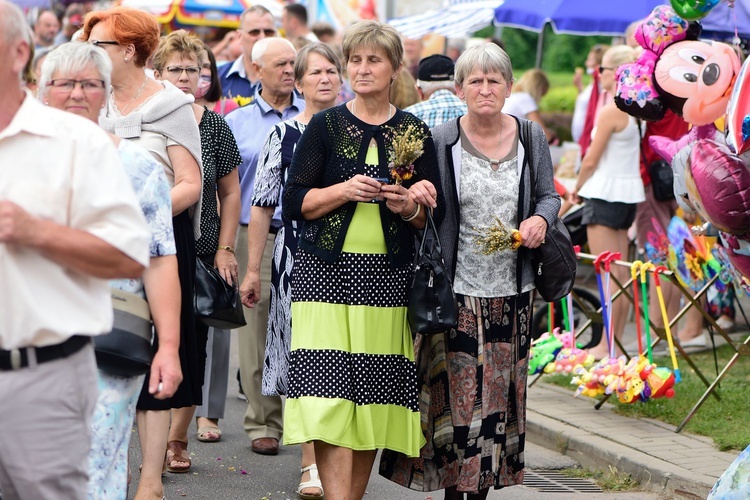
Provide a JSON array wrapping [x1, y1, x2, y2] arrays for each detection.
[[474, 217, 523, 255], [387, 124, 427, 185]]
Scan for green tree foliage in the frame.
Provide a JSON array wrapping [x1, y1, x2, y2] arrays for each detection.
[[472, 25, 612, 72]]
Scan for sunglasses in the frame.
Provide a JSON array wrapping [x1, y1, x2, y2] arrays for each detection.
[[599, 66, 615, 73], [244, 28, 277, 37]]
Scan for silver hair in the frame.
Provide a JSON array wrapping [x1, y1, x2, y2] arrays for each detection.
[[1, 0, 30, 45], [38, 42, 112, 103], [416, 79, 456, 95], [252, 37, 295, 65], [454, 42, 514, 88]]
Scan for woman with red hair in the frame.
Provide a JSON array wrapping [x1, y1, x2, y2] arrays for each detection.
[[81, 7, 203, 499]]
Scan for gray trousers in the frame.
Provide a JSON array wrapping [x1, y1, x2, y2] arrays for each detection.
[[235, 226, 283, 440], [0, 342, 98, 500], [195, 327, 230, 420]]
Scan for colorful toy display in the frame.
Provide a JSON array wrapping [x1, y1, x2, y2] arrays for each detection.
[[615, 5, 740, 126], [528, 332, 563, 375]]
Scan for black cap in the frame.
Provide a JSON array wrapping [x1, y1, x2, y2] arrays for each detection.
[[417, 54, 454, 82]]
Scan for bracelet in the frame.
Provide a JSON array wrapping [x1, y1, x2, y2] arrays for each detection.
[[401, 202, 421, 222], [217, 245, 235, 255]]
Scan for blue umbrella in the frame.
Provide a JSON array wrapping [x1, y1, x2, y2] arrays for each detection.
[[9, 0, 50, 7], [494, 0, 664, 35]]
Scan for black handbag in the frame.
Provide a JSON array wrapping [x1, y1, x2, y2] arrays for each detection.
[[521, 120, 578, 303], [194, 256, 247, 329], [94, 289, 153, 377], [637, 120, 675, 202], [407, 210, 459, 335]]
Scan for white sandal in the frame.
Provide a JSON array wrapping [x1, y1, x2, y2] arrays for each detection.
[[298, 464, 324, 499]]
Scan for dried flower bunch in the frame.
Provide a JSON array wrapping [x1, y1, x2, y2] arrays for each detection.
[[474, 217, 523, 255], [387, 124, 426, 185]]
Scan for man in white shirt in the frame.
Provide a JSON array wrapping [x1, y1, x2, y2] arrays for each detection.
[[0, 2, 151, 498], [281, 4, 318, 42]]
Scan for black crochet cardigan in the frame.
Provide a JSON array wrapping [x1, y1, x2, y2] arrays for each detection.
[[283, 104, 445, 267]]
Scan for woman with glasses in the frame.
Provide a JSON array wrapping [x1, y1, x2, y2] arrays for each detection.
[[572, 45, 644, 360], [81, 8, 203, 499], [38, 41, 183, 500], [152, 29, 242, 469]]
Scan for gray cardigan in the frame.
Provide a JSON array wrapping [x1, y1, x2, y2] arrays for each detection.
[[432, 116, 561, 293]]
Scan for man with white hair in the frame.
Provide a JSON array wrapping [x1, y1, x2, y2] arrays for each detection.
[[405, 54, 467, 128], [224, 36, 304, 456], [0, 1, 150, 497]]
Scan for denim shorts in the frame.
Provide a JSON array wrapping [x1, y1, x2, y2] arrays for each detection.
[[581, 198, 637, 230]]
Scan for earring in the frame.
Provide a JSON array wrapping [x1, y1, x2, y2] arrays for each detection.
[[124, 57, 128, 62]]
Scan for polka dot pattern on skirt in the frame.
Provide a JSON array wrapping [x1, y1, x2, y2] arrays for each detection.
[[287, 349, 419, 411], [292, 249, 411, 307]]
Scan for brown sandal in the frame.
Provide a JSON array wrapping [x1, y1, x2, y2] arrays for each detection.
[[165, 440, 191, 473]]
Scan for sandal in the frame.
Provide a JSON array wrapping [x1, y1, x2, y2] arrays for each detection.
[[165, 440, 191, 473], [297, 464, 324, 500], [196, 417, 222, 443]]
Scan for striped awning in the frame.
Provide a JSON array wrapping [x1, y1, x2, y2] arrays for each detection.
[[389, 1, 502, 39]]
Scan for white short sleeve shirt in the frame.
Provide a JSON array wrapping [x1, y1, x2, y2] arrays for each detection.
[[0, 94, 151, 349]]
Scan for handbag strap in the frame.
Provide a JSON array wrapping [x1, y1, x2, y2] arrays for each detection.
[[516, 118, 534, 295], [418, 208, 442, 257]]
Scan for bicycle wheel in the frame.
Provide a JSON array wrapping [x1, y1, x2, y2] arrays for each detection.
[[531, 287, 602, 350]]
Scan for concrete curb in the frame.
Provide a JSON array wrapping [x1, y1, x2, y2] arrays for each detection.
[[526, 410, 714, 499]]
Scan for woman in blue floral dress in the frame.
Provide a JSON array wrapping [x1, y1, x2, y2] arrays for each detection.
[[40, 42, 183, 499]]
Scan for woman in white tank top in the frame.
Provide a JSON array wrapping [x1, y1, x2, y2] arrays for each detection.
[[573, 45, 645, 360]]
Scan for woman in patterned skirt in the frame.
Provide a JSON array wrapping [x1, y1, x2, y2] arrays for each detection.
[[241, 42, 344, 499], [380, 43, 560, 499], [281, 20, 445, 500]]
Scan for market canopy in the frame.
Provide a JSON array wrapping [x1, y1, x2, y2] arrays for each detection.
[[388, 0, 502, 39], [493, 0, 664, 36], [701, 0, 750, 38]]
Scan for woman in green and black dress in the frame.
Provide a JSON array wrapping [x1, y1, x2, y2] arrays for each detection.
[[281, 20, 444, 500]]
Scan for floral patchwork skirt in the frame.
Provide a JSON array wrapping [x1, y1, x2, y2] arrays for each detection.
[[380, 292, 532, 493]]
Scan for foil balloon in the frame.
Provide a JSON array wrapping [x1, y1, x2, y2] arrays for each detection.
[[649, 124, 720, 211], [719, 232, 750, 279], [670, 0, 720, 20], [616, 5, 740, 126], [685, 140, 750, 235], [727, 55, 750, 155]]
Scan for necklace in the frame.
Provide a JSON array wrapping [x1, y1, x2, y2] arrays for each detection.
[[113, 78, 147, 115], [468, 116, 504, 170], [351, 99, 393, 123]]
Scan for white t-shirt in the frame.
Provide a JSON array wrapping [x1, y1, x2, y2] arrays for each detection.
[[0, 94, 151, 349], [503, 92, 538, 119]]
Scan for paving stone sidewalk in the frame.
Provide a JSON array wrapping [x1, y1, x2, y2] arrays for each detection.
[[525, 383, 737, 499]]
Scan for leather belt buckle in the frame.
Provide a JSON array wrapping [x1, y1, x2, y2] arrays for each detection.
[[10, 349, 22, 370]]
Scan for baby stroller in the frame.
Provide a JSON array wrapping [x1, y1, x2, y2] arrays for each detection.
[[530, 204, 603, 350]]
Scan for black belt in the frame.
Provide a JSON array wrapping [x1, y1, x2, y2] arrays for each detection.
[[0, 335, 91, 371]]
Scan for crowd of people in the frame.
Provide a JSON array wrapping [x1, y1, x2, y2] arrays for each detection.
[[0, 1, 731, 499]]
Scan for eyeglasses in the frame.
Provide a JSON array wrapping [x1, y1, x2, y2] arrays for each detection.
[[165, 66, 201, 78], [47, 79, 106, 93], [244, 28, 277, 37], [90, 40, 119, 47], [599, 66, 615, 73]]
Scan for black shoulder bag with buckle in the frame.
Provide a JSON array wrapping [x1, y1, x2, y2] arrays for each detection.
[[407, 209, 459, 335], [519, 120, 577, 303]]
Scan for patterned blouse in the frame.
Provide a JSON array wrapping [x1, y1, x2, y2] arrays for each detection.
[[453, 127, 533, 298], [111, 139, 176, 297], [195, 107, 242, 256], [252, 119, 306, 211]]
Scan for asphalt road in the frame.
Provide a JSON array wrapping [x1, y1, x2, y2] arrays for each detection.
[[127, 332, 661, 500]]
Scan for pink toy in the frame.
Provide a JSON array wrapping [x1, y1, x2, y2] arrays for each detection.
[[572, 356, 625, 398], [545, 348, 594, 375], [615, 5, 740, 126]]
